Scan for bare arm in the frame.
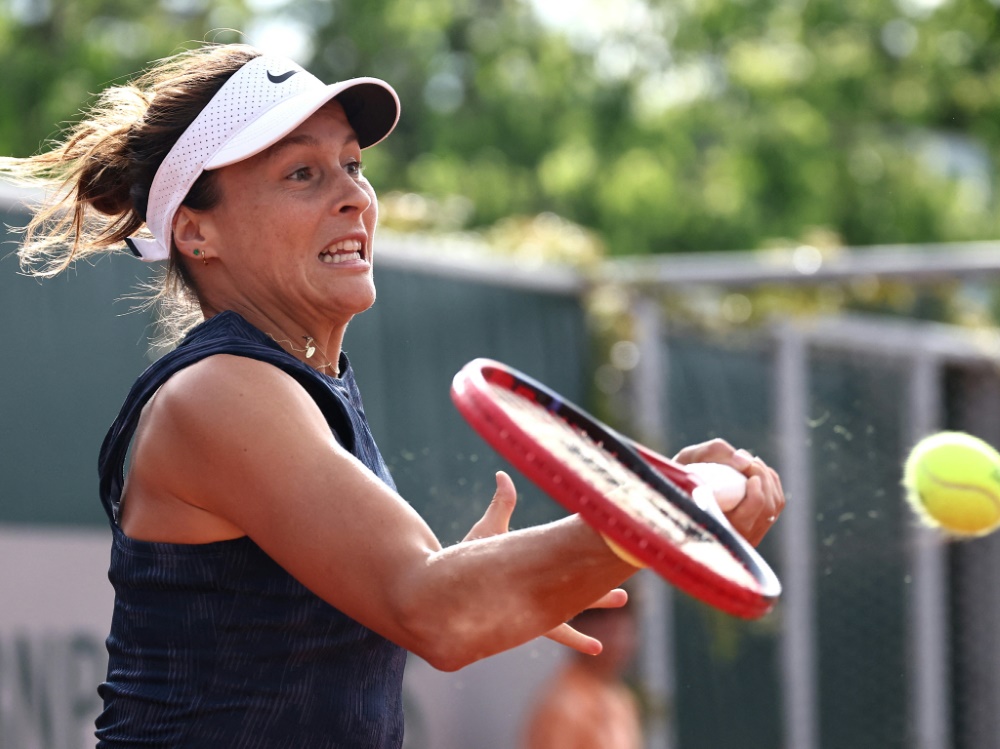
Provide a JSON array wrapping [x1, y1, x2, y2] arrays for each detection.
[[128, 355, 636, 671]]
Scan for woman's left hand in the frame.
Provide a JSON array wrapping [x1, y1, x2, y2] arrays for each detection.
[[462, 471, 628, 655], [542, 589, 628, 655], [673, 438, 785, 546]]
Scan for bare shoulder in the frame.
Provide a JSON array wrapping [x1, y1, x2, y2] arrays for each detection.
[[124, 354, 335, 541], [144, 353, 343, 456], [154, 353, 320, 422]]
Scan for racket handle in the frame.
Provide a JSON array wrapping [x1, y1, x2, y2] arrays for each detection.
[[685, 463, 747, 512]]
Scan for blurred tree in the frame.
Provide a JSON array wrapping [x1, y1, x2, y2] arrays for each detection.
[[299, 0, 1000, 254], [4, 0, 1000, 256], [0, 0, 249, 158]]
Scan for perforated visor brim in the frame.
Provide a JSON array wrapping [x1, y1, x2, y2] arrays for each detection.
[[204, 78, 400, 170]]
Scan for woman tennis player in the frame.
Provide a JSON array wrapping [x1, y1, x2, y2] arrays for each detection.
[[2, 43, 785, 748]]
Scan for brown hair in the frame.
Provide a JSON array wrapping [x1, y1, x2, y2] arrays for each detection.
[[0, 42, 261, 343]]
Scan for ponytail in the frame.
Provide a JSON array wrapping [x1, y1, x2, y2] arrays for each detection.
[[0, 43, 261, 343]]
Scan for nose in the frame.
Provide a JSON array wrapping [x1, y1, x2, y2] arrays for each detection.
[[332, 170, 374, 215]]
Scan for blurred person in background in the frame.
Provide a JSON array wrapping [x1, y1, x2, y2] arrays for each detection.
[[521, 595, 642, 749]]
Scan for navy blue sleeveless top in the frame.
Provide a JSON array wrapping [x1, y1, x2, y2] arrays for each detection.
[[95, 311, 407, 748]]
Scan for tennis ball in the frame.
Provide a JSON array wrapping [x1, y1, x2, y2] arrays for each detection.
[[903, 431, 1000, 537]]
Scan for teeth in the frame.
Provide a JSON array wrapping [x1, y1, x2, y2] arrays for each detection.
[[320, 251, 362, 264], [328, 239, 363, 252], [320, 238, 364, 264]]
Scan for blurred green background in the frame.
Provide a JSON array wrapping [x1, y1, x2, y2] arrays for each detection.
[[4, 0, 1000, 258]]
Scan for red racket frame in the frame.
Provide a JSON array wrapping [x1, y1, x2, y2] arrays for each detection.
[[451, 358, 781, 619]]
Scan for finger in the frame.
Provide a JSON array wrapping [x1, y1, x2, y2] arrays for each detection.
[[746, 458, 785, 520], [722, 474, 755, 535], [493, 470, 517, 510], [724, 475, 767, 545], [462, 471, 518, 542], [727, 473, 780, 546], [545, 623, 603, 656], [673, 438, 733, 465], [766, 464, 786, 515], [585, 588, 629, 610], [746, 474, 776, 544], [674, 439, 753, 472]]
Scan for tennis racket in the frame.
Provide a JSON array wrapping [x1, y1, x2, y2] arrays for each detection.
[[450, 358, 781, 619]]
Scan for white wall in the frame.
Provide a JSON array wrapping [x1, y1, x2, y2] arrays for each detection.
[[0, 526, 113, 749]]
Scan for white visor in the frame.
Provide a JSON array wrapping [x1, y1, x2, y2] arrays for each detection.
[[125, 55, 400, 262]]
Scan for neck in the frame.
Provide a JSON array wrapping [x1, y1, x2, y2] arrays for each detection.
[[207, 303, 348, 376], [268, 332, 341, 376]]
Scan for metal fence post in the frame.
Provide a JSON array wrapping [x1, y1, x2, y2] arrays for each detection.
[[907, 351, 951, 749], [774, 322, 819, 749], [630, 294, 675, 749]]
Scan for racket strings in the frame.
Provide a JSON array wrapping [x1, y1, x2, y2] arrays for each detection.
[[561, 439, 712, 545], [488, 384, 758, 590]]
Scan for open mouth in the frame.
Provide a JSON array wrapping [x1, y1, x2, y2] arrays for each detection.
[[320, 238, 364, 265]]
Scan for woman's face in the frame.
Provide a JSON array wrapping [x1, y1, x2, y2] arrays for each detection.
[[192, 101, 380, 326]]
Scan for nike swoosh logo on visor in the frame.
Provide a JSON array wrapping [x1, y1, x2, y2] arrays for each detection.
[[267, 70, 298, 84]]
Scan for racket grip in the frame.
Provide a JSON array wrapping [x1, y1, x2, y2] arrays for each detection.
[[685, 463, 747, 512], [600, 534, 648, 568]]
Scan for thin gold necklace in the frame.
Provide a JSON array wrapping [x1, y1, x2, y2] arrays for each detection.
[[269, 334, 339, 376]]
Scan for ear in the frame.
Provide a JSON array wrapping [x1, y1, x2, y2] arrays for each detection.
[[172, 206, 217, 259]]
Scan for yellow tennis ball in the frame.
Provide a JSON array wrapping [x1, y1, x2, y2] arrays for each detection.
[[903, 431, 1000, 537]]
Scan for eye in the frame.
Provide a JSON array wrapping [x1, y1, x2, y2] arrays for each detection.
[[288, 166, 313, 182], [345, 159, 365, 177]]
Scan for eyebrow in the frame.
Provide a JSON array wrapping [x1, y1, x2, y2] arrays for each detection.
[[262, 131, 360, 161]]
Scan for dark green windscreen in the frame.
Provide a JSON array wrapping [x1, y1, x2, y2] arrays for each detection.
[[0, 204, 589, 541], [666, 335, 783, 749]]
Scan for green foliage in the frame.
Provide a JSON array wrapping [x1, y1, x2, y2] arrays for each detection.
[[304, 0, 1000, 254], [4, 0, 1000, 255], [0, 1, 250, 157]]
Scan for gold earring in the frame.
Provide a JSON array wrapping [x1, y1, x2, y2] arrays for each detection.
[[193, 248, 208, 266]]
